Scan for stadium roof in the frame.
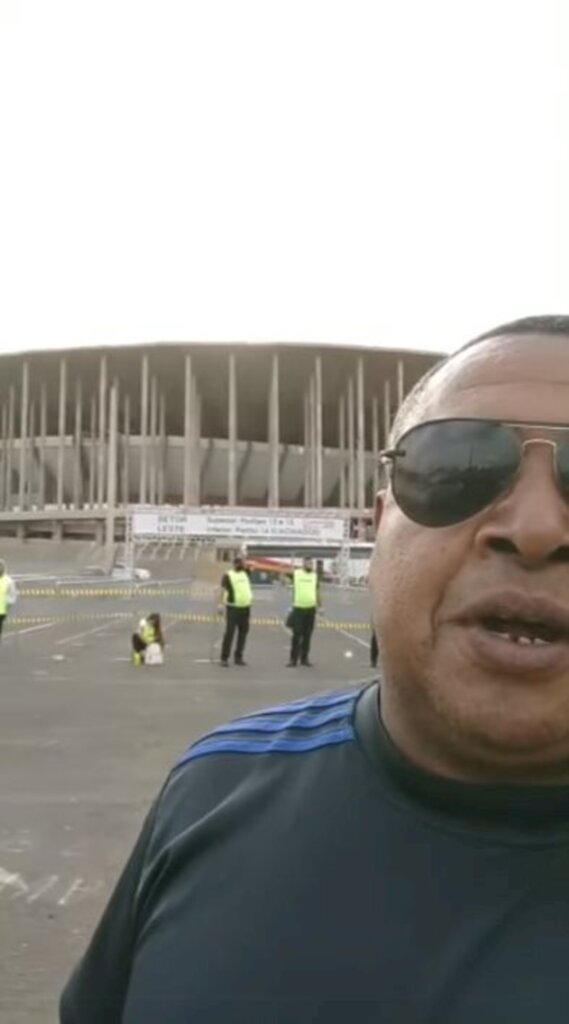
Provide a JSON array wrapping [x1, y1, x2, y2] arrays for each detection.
[[0, 342, 441, 446]]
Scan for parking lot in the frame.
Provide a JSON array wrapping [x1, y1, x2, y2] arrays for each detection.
[[0, 581, 372, 1023]]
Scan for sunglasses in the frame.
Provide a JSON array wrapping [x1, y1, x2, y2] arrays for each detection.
[[380, 418, 569, 528]]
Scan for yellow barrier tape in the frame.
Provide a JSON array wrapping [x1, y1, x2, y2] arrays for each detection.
[[9, 612, 369, 630], [19, 586, 202, 598]]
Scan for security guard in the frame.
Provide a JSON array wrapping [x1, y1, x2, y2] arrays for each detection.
[[370, 628, 379, 669], [219, 556, 252, 667], [287, 556, 320, 667], [0, 560, 17, 643]]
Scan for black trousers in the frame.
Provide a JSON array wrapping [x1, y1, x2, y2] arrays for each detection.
[[290, 607, 316, 665], [370, 630, 378, 668], [132, 633, 147, 654], [0, 614, 5, 641], [221, 606, 250, 663]]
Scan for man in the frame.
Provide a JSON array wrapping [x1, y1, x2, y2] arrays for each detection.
[[0, 560, 17, 642], [218, 555, 252, 666], [61, 316, 569, 1023], [287, 555, 320, 667]]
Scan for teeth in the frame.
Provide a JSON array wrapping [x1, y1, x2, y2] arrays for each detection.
[[490, 631, 551, 646]]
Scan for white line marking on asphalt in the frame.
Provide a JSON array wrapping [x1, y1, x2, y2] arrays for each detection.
[[336, 627, 369, 649], [57, 878, 84, 905], [57, 877, 103, 906], [0, 868, 103, 906], [4, 621, 56, 640], [0, 832, 32, 855], [0, 866, 29, 896], [55, 621, 119, 647], [26, 875, 59, 903]]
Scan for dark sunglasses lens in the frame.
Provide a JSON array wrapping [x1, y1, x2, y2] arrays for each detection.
[[391, 420, 520, 527]]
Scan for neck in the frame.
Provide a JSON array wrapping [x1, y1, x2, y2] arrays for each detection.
[[380, 684, 569, 785]]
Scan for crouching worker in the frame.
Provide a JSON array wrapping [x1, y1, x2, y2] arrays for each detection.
[[132, 613, 165, 666]]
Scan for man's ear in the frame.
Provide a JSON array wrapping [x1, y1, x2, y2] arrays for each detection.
[[373, 490, 386, 533]]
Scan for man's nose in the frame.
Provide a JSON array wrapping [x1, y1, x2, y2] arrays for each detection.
[[473, 442, 569, 565]]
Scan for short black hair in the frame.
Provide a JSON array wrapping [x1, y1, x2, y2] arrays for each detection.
[[390, 314, 569, 444]]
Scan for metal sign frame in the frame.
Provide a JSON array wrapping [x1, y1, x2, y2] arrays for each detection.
[[123, 505, 355, 579]]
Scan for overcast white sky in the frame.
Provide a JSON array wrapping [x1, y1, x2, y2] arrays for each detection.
[[0, 0, 567, 357]]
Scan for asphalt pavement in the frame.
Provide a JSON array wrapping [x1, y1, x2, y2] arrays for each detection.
[[0, 582, 373, 1024]]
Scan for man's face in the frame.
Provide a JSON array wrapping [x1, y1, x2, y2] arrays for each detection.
[[303, 558, 313, 571], [370, 335, 569, 779]]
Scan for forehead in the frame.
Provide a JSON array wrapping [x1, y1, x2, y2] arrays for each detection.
[[417, 334, 569, 424]]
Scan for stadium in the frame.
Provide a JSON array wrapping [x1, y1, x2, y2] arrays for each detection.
[[0, 341, 441, 546], [2, 343, 440, 1021]]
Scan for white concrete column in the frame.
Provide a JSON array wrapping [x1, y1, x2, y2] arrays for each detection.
[[303, 391, 310, 507], [309, 377, 317, 508], [192, 376, 201, 505], [338, 394, 346, 508], [27, 399, 36, 508], [356, 356, 365, 514], [315, 356, 323, 508], [6, 386, 15, 509], [347, 377, 355, 510], [73, 378, 83, 509], [122, 393, 130, 507], [397, 357, 405, 409], [88, 396, 96, 508], [183, 354, 192, 505], [39, 382, 47, 509], [97, 355, 107, 507], [0, 401, 6, 508], [268, 353, 280, 507], [149, 375, 158, 505], [139, 354, 149, 504], [372, 395, 380, 499], [106, 382, 118, 554], [158, 392, 166, 505], [2, 399, 9, 509], [228, 353, 237, 506], [197, 390, 202, 504], [18, 361, 29, 510], [57, 357, 67, 509], [383, 378, 392, 446]]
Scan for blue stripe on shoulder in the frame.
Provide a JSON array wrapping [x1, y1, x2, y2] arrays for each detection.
[[232, 687, 360, 719], [175, 687, 361, 769], [213, 702, 353, 735], [182, 725, 355, 764]]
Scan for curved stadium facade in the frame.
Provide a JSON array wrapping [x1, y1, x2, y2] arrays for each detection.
[[0, 342, 441, 542]]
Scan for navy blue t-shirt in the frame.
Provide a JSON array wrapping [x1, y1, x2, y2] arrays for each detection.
[[60, 683, 569, 1023]]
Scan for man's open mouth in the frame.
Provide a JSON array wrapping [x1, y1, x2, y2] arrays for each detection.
[[451, 592, 569, 670], [478, 616, 568, 647]]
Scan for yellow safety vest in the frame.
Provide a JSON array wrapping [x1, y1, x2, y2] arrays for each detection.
[[139, 620, 157, 645], [293, 569, 318, 609], [0, 576, 9, 615], [227, 570, 252, 608]]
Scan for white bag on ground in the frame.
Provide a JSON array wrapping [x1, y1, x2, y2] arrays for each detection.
[[144, 642, 164, 666]]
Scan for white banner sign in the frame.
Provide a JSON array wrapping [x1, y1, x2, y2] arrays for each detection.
[[132, 509, 346, 544]]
